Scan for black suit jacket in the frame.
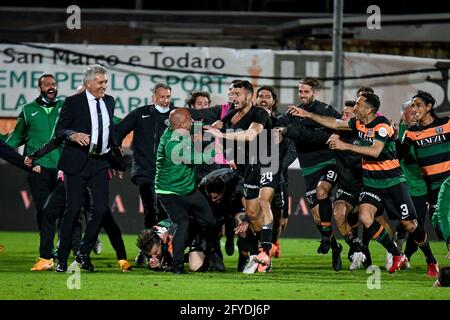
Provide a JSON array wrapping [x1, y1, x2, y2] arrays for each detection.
[[55, 91, 118, 175], [0, 139, 30, 171]]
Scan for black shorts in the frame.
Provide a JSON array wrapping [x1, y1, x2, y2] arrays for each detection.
[[303, 164, 338, 208], [335, 188, 359, 208], [358, 182, 417, 221], [238, 164, 261, 200], [260, 167, 282, 190], [337, 177, 362, 201]]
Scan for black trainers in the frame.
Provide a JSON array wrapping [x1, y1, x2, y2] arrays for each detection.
[[208, 251, 225, 272], [237, 252, 248, 272], [361, 244, 372, 268], [75, 252, 94, 272], [317, 237, 331, 254], [55, 262, 67, 273], [225, 238, 235, 256], [331, 243, 342, 271], [347, 246, 355, 262], [347, 237, 363, 262]]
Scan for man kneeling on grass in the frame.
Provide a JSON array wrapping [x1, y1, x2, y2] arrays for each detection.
[[136, 218, 223, 272]]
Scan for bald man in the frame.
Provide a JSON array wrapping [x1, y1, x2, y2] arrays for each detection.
[[154, 108, 224, 274]]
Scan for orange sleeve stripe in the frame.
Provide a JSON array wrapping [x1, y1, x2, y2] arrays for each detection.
[[356, 121, 366, 133], [373, 123, 394, 137], [406, 121, 450, 141], [421, 160, 450, 176], [372, 225, 384, 240], [363, 159, 401, 171], [355, 122, 394, 137]]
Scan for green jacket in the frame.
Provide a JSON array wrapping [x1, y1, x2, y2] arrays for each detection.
[[398, 122, 427, 197], [6, 98, 64, 169], [155, 127, 215, 196]]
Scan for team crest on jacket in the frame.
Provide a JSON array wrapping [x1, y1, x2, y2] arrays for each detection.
[[435, 127, 443, 134], [164, 119, 170, 126], [378, 127, 388, 137]]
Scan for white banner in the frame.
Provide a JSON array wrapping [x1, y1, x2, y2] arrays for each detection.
[[1, 43, 449, 120]]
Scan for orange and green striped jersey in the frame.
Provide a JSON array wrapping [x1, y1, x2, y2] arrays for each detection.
[[402, 116, 450, 191], [348, 116, 405, 188], [397, 122, 427, 197]]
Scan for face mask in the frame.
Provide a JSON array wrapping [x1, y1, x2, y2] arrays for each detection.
[[155, 105, 170, 113]]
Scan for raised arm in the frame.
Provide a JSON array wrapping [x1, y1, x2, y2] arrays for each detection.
[[188, 105, 222, 125], [29, 135, 63, 159], [206, 122, 264, 142], [282, 124, 331, 145], [288, 106, 351, 131], [114, 109, 137, 144], [166, 137, 215, 166], [327, 134, 385, 158]]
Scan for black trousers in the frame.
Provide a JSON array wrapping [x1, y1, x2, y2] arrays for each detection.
[[57, 158, 110, 263], [39, 182, 80, 259], [40, 181, 127, 260], [158, 190, 216, 267], [134, 175, 167, 229], [27, 167, 58, 230], [102, 208, 127, 260]]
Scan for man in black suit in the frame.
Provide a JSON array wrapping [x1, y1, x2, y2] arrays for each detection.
[[54, 64, 118, 272]]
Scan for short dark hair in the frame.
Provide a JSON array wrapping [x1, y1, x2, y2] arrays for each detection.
[[344, 100, 356, 107], [38, 74, 55, 87], [413, 90, 436, 108], [136, 229, 161, 257], [205, 176, 225, 195], [299, 77, 320, 90], [257, 86, 277, 101], [360, 92, 380, 112], [256, 86, 278, 112], [186, 91, 211, 108], [152, 83, 172, 95], [233, 80, 254, 95], [356, 86, 374, 96], [439, 266, 450, 287]]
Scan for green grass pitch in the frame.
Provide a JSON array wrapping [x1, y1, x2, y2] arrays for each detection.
[[0, 231, 449, 300]]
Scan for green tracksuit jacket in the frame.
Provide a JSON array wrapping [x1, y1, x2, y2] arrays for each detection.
[[6, 98, 64, 169], [155, 127, 215, 196]]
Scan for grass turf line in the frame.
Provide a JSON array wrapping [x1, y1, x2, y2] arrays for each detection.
[[0, 231, 449, 300]]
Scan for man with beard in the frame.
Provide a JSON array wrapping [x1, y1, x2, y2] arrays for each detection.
[[206, 80, 274, 273], [6, 74, 64, 231], [256, 86, 297, 260], [285, 78, 343, 270], [290, 92, 437, 274]]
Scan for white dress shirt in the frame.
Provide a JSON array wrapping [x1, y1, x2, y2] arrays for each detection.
[[86, 90, 111, 155]]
